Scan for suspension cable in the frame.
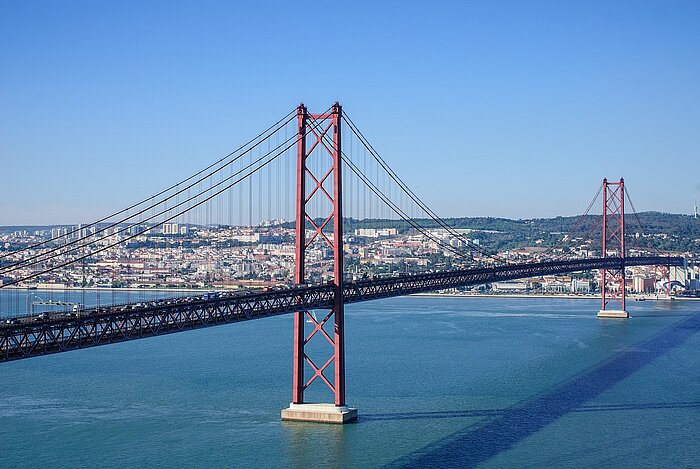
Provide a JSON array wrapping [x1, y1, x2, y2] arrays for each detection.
[[2, 109, 335, 286], [0, 117, 300, 274], [344, 112, 506, 263], [2, 137, 296, 287], [550, 215, 602, 261], [304, 112, 477, 262], [536, 183, 603, 258], [624, 186, 663, 255], [305, 116, 483, 262], [341, 154, 476, 261], [0, 108, 297, 260]]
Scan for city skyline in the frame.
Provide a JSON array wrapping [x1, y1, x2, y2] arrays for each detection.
[[1, 1, 699, 225]]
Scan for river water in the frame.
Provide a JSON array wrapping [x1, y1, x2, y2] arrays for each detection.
[[0, 293, 698, 468]]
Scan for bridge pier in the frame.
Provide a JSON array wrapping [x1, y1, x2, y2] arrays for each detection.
[[282, 403, 358, 424], [597, 309, 628, 319]]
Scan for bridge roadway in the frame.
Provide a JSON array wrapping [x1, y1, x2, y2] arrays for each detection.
[[0, 256, 683, 362]]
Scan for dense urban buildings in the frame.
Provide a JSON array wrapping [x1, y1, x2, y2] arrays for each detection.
[[1, 221, 698, 296]]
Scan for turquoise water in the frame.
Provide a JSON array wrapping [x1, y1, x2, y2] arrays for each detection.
[[1, 295, 698, 468]]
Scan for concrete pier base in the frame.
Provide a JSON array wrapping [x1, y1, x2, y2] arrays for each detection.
[[598, 309, 629, 319], [281, 403, 358, 424]]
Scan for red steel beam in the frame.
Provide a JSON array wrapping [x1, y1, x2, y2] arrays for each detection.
[[292, 104, 307, 404]]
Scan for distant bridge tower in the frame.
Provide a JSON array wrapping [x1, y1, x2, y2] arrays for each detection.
[[598, 178, 628, 318], [281, 103, 357, 424]]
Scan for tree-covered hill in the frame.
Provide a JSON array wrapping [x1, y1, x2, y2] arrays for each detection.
[[342, 212, 700, 254]]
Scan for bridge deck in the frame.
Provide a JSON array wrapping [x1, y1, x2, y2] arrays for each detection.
[[0, 256, 683, 362]]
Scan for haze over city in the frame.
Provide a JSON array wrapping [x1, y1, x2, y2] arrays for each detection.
[[1, 1, 699, 225]]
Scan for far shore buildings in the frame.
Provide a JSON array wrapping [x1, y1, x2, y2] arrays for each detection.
[[1, 222, 698, 293]]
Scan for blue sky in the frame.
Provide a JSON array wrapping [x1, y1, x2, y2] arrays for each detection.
[[1, 0, 699, 225]]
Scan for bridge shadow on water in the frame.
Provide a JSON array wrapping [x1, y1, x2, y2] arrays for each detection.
[[363, 401, 700, 422], [380, 311, 700, 468]]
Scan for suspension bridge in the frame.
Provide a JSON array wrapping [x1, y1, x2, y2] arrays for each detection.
[[0, 103, 687, 423]]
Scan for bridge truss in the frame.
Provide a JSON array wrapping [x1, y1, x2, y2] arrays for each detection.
[[0, 256, 682, 362]]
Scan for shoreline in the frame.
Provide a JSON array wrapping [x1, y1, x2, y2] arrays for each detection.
[[3, 286, 698, 302], [409, 292, 700, 301], [0, 286, 207, 294]]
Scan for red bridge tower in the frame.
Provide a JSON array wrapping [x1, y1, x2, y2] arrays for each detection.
[[281, 103, 357, 423], [598, 177, 628, 318]]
